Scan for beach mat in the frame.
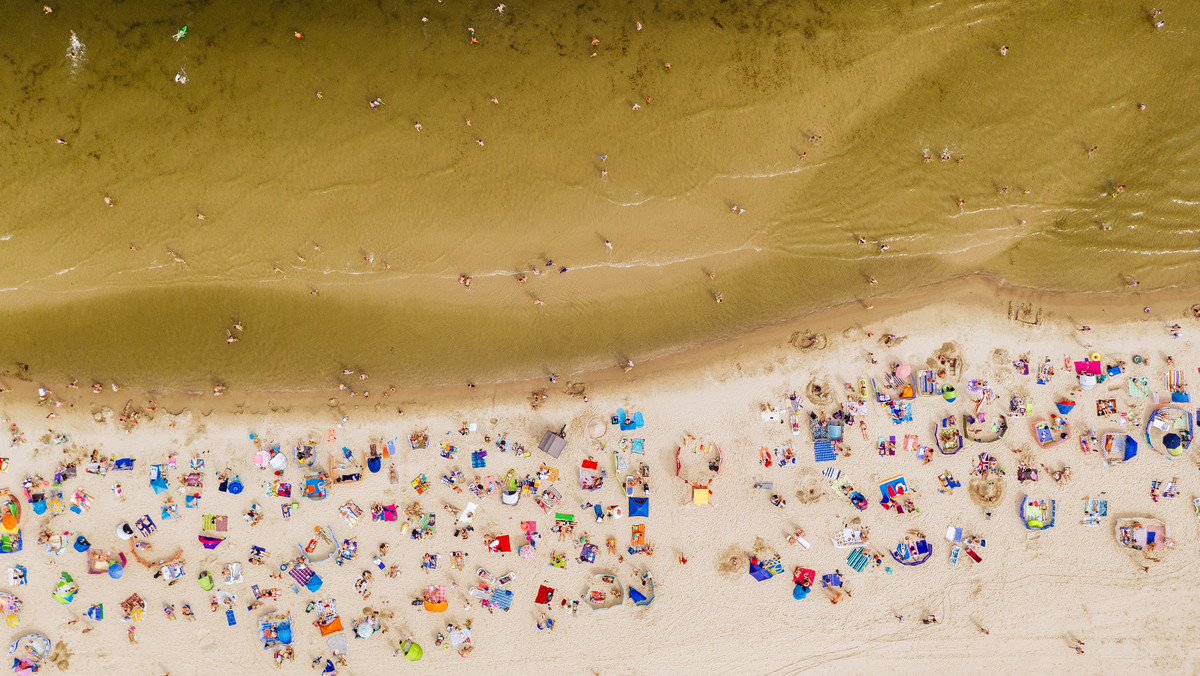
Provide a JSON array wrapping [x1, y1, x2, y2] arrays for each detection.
[[814, 440, 837, 463], [847, 547, 869, 573], [1128, 376, 1150, 398]]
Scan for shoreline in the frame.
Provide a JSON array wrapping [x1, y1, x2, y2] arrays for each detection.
[[2, 273, 1194, 415]]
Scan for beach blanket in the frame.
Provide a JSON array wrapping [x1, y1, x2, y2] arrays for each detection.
[[847, 547, 870, 572], [814, 440, 837, 463], [490, 588, 514, 611], [1128, 376, 1150, 398]]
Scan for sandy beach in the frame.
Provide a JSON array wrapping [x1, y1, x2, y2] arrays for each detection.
[[4, 1, 1200, 673], [1, 288, 1198, 674]]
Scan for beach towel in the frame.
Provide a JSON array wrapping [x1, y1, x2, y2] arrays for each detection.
[[490, 588, 514, 611], [847, 547, 869, 572], [471, 451, 487, 469], [814, 440, 837, 463]]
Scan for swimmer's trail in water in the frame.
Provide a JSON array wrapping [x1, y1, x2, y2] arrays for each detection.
[[1, 0, 1199, 388]]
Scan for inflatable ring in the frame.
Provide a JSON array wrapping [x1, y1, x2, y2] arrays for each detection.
[[5, 614, 17, 627], [46, 498, 63, 514], [619, 437, 629, 450], [131, 607, 144, 621], [1089, 352, 1102, 362], [1133, 355, 1144, 364]]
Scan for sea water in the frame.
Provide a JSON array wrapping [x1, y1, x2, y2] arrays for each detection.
[[0, 0, 1198, 389]]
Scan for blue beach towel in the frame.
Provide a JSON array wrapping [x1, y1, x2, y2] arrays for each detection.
[[814, 440, 837, 463]]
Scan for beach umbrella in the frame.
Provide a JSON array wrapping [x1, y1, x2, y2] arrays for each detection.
[[107, 563, 123, 580], [1055, 400, 1075, 415], [1163, 433, 1182, 450], [628, 497, 649, 518], [895, 363, 912, 380], [518, 545, 536, 560]]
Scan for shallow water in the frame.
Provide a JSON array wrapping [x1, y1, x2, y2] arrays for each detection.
[[1, 0, 1198, 389]]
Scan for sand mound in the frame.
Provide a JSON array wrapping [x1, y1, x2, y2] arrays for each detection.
[[968, 476, 1005, 507], [717, 545, 744, 575], [806, 378, 835, 405], [789, 331, 827, 350], [587, 418, 607, 439]]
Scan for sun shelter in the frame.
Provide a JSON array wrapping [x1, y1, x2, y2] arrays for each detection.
[[749, 547, 784, 581], [1021, 495, 1055, 530], [0, 493, 21, 554], [748, 559, 772, 581], [314, 599, 342, 636], [423, 585, 448, 613], [616, 409, 645, 431], [1144, 406, 1194, 459], [878, 476, 907, 506], [399, 640, 423, 662], [298, 525, 337, 564], [1102, 433, 1138, 464], [628, 497, 649, 518], [304, 472, 329, 500], [150, 465, 168, 494], [7, 633, 50, 674], [628, 571, 654, 607], [535, 584, 555, 605], [288, 562, 322, 592], [259, 612, 293, 650], [891, 533, 932, 566], [584, 573, 624, 611], [539, 427, 567, 459]]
